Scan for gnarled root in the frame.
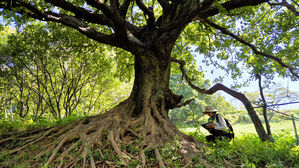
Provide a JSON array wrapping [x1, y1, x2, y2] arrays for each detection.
[[0, 99, 204, 167]]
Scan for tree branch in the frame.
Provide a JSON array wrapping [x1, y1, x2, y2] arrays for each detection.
[[196, 0, 270, 18], [84, 0, 114, 19], [291, 0, 299, 6], [84, 0, 127, 36], [204, 19, 299, 79], [44, 0, 113, 26], [157, 0, 170, 10], [110, 0, 120, 10], [1, 0, 145, 50], [1, 0, 121, 46], [172, 98, 194, 109], [171, 56, 255, 107], [171, 57, 270, 141], [120, 0, 132, 18], [282, 0, 299, 16], [136, 0, 155, 26]]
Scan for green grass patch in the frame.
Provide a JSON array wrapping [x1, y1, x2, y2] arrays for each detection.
[[181, 120, 298, 137], [184, 124, 299, 168], [192, 134, 297, 167]]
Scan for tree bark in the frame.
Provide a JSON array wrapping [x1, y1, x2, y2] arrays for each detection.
[[130, 50, 181, 116], [257, 74, 274, 142]]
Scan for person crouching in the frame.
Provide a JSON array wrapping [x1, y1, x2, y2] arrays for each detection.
[[201, 106, 234, 143]]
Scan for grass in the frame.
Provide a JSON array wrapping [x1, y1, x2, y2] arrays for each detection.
[[184, 125, 299, 168], [180, 120, 299, 167], [181, 120, 299, 138]]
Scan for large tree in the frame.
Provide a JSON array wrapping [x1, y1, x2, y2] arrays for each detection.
[[1, 0, 298, 167]]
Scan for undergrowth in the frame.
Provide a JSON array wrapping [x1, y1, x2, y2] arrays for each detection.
[[0, 114, 86, 135], [187, 131, 298, 168]]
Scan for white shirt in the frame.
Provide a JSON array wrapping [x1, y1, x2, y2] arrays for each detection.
[[212, 113, 227, 131]]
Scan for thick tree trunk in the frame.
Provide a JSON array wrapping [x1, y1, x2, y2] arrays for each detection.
[[121, 50, 201, 163], [130, 51, 182, 116]]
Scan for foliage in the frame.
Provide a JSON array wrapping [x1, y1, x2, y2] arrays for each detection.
[[0, 23, 132, 121], [188, 4, 298, 84], [0, 113, 87, 135], [169, 74, 236, 127]]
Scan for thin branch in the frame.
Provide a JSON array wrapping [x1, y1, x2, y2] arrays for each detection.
[[136, 0, 155, 26], [257, 74, 273, 141], [172, 98, 194, 109], [204, 19, 299, 79], [291, 0, 299, 6], [254, 101, 299, 108], [44, 0, 113, 25], [255, 8, 271, 25]]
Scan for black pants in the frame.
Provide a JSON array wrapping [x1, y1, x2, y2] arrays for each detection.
[[206, 130, 234, 143]]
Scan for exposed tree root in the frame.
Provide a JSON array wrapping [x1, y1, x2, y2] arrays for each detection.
[[155, 147, 166, 168], [0, 98, 210, 167], [2, 127, 60, 155], [0, 127, 51, 144]]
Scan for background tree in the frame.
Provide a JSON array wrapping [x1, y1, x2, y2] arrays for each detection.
[[245, 82, 299, 121], [0, 23, 132, 121], [0, 0, 298, 167]]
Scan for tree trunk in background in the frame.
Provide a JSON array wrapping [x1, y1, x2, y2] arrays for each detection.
[[258, 74, 274, 142]]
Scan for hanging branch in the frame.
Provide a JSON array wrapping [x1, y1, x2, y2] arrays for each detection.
[[203, 19, 299, 79], [171, 57, 271, 141]]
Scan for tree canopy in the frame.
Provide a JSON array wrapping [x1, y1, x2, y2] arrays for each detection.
[[1, 0, 297, 81]]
